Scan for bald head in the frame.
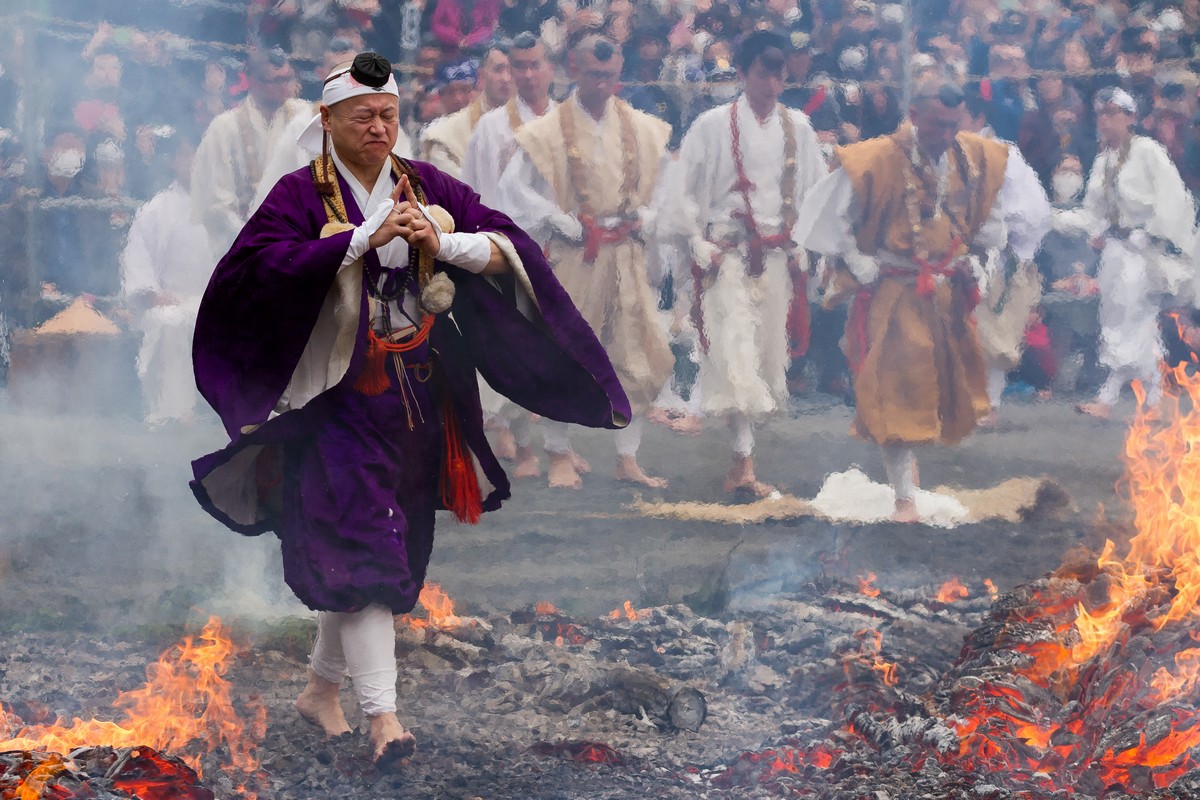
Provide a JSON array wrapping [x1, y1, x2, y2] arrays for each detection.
[[908, 78, 965, 159]]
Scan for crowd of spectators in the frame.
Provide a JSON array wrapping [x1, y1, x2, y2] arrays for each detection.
[[3, 0, 1200, 396]]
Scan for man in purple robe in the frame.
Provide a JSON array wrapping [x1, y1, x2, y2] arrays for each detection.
[[189, 52, 629, 767]]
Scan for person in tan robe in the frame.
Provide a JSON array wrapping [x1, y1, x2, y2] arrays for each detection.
[[797, 78, 1049, 522], [499, 33, 674, 489]]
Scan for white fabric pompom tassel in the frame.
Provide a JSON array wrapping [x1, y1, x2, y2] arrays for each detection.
[[420, 271, 455, 315]]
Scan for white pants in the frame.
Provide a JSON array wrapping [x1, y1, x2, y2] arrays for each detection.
[[882, 444, 917, 502], [986, 367, 1007, 409], [310, 603, 397, 717], [730, 413, 755, 456], [1096, 364, 1163, 408], [543, 417, 646, 458]]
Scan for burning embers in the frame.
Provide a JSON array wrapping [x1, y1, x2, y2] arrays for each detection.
[[0, 617, 262, 799], [714, 365, 1200, 798]]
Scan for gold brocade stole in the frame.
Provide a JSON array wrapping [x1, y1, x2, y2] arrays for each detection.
[[506, 97, 524, 133]]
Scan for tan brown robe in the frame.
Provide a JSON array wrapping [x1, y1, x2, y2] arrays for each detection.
[[835, 125, 1009, 446]]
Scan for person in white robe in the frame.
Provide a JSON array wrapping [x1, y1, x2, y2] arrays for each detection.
[[461, 33, 556, 478], [1056, 87, 1196, 418], [190, 48, 313, 257], [419, 49, 512, 178], [960, 99, 1053, 424], [120, 135, 214, 425], [498, 33, 674, 489], [659, 31, 827, 497]]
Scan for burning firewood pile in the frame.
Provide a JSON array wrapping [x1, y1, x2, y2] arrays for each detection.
[[5, 377, 1200, 799]]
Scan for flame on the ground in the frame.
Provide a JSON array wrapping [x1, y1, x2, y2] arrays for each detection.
[[983, 578, 999, 596], [936, 577, 970, 603], [0, 617, 262, 796], [609, 601, 639, 622], [951, 364, 1200, 789], [399, 583, 462, 630], [857, 572, 880, 598]]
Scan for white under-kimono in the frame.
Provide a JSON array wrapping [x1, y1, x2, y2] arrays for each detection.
[[1054, 135, 1196, 406], [120, 182, 215, 424], [190, 96, 314, 256], [658, 98, 827, 419]]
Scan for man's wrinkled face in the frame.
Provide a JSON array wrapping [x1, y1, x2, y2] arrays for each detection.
[[511, 43, 553, 102], [323, 93, 399, 169]]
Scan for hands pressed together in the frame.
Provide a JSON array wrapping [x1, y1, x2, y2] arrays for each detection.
[[368, 175, 441, 258]]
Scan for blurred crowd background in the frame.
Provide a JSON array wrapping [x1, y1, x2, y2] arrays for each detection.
[[2, 0, 1199, 402]]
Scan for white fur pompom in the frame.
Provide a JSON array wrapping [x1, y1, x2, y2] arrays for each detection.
[[420, 271, 455, 315]]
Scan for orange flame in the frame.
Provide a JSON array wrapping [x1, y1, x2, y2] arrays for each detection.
[[400, 583, 462, 630], [983, 578, 998, 596], [534, 601, 559, 615], [936, 576, 970, 603], [0, 617, 261, 786], [857, 572, 881, 598], [609, 600, 639, 621]]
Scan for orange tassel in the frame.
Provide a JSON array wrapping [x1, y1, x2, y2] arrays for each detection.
[[440, 394, 483, 524], [354, 331, 392, 396]]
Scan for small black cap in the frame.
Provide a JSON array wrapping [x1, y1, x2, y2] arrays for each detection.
[[593, 39, 615, 61], [351, 52, 392, 88]]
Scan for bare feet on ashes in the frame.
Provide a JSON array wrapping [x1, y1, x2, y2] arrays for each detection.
[[512, 446, 541, 479], [368, 712, 416, 769], [296, 670, 352, 737], [892, 498, 920, 523], [614, 455, 668, 488], [547, 452, 582, 489], [489, 426, 517, 461], [723, 455, 775, 498]]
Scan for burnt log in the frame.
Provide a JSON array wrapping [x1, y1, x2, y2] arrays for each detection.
[[606, 666, 707, 732]]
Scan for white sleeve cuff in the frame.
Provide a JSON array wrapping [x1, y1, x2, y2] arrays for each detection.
[[418, 201, 492, 273], [340, 201, 394, 270], [845, 250, 879, 284], [437, 231, 493, 273]]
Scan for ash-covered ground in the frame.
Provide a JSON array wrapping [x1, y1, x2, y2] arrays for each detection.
[[0, 393, 1144, 798]]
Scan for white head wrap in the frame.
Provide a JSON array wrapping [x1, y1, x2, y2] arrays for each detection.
[[296, 61, 400, 153], [1095, 86, 1138, 115]]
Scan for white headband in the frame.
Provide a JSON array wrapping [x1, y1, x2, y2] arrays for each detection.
[[1096, 87, 1137, 115], [296, 67, 400, 153]]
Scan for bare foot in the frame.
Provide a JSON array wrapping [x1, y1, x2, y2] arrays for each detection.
[[615, 455, 668, 488], [547, 452, 582, 489], [570, 450, 591, 474], [667, 413, 703, 435], [368, 713, 416, 770], [892, 498, 920, 523], [646, 406, 673, 427], [489, 426, 517, 461], [976, 412, 998, 429], [1075, 401, 1112, 419], [296, 670, 351, 737], [512, 446, 541, 479], [724, 455, 776, 497]]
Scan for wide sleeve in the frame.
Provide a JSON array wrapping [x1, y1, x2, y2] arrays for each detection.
[[795, 168, 880, 284], [120, 197, 162, 297], [974, 145, 1052, 261], [193, 172, 359, 439], [419, 164, 630, 430], [1124, 138, 1195, 250], [496, 149, 565, 242]]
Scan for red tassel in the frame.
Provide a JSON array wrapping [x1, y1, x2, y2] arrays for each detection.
[[787, 266, 811, 358], [354, 331, 391, 396], [440, 394, 483, 524], [916, 265, 936, 298]]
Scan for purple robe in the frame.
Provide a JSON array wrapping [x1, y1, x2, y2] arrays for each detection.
[[190, 158, 630, 613]]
